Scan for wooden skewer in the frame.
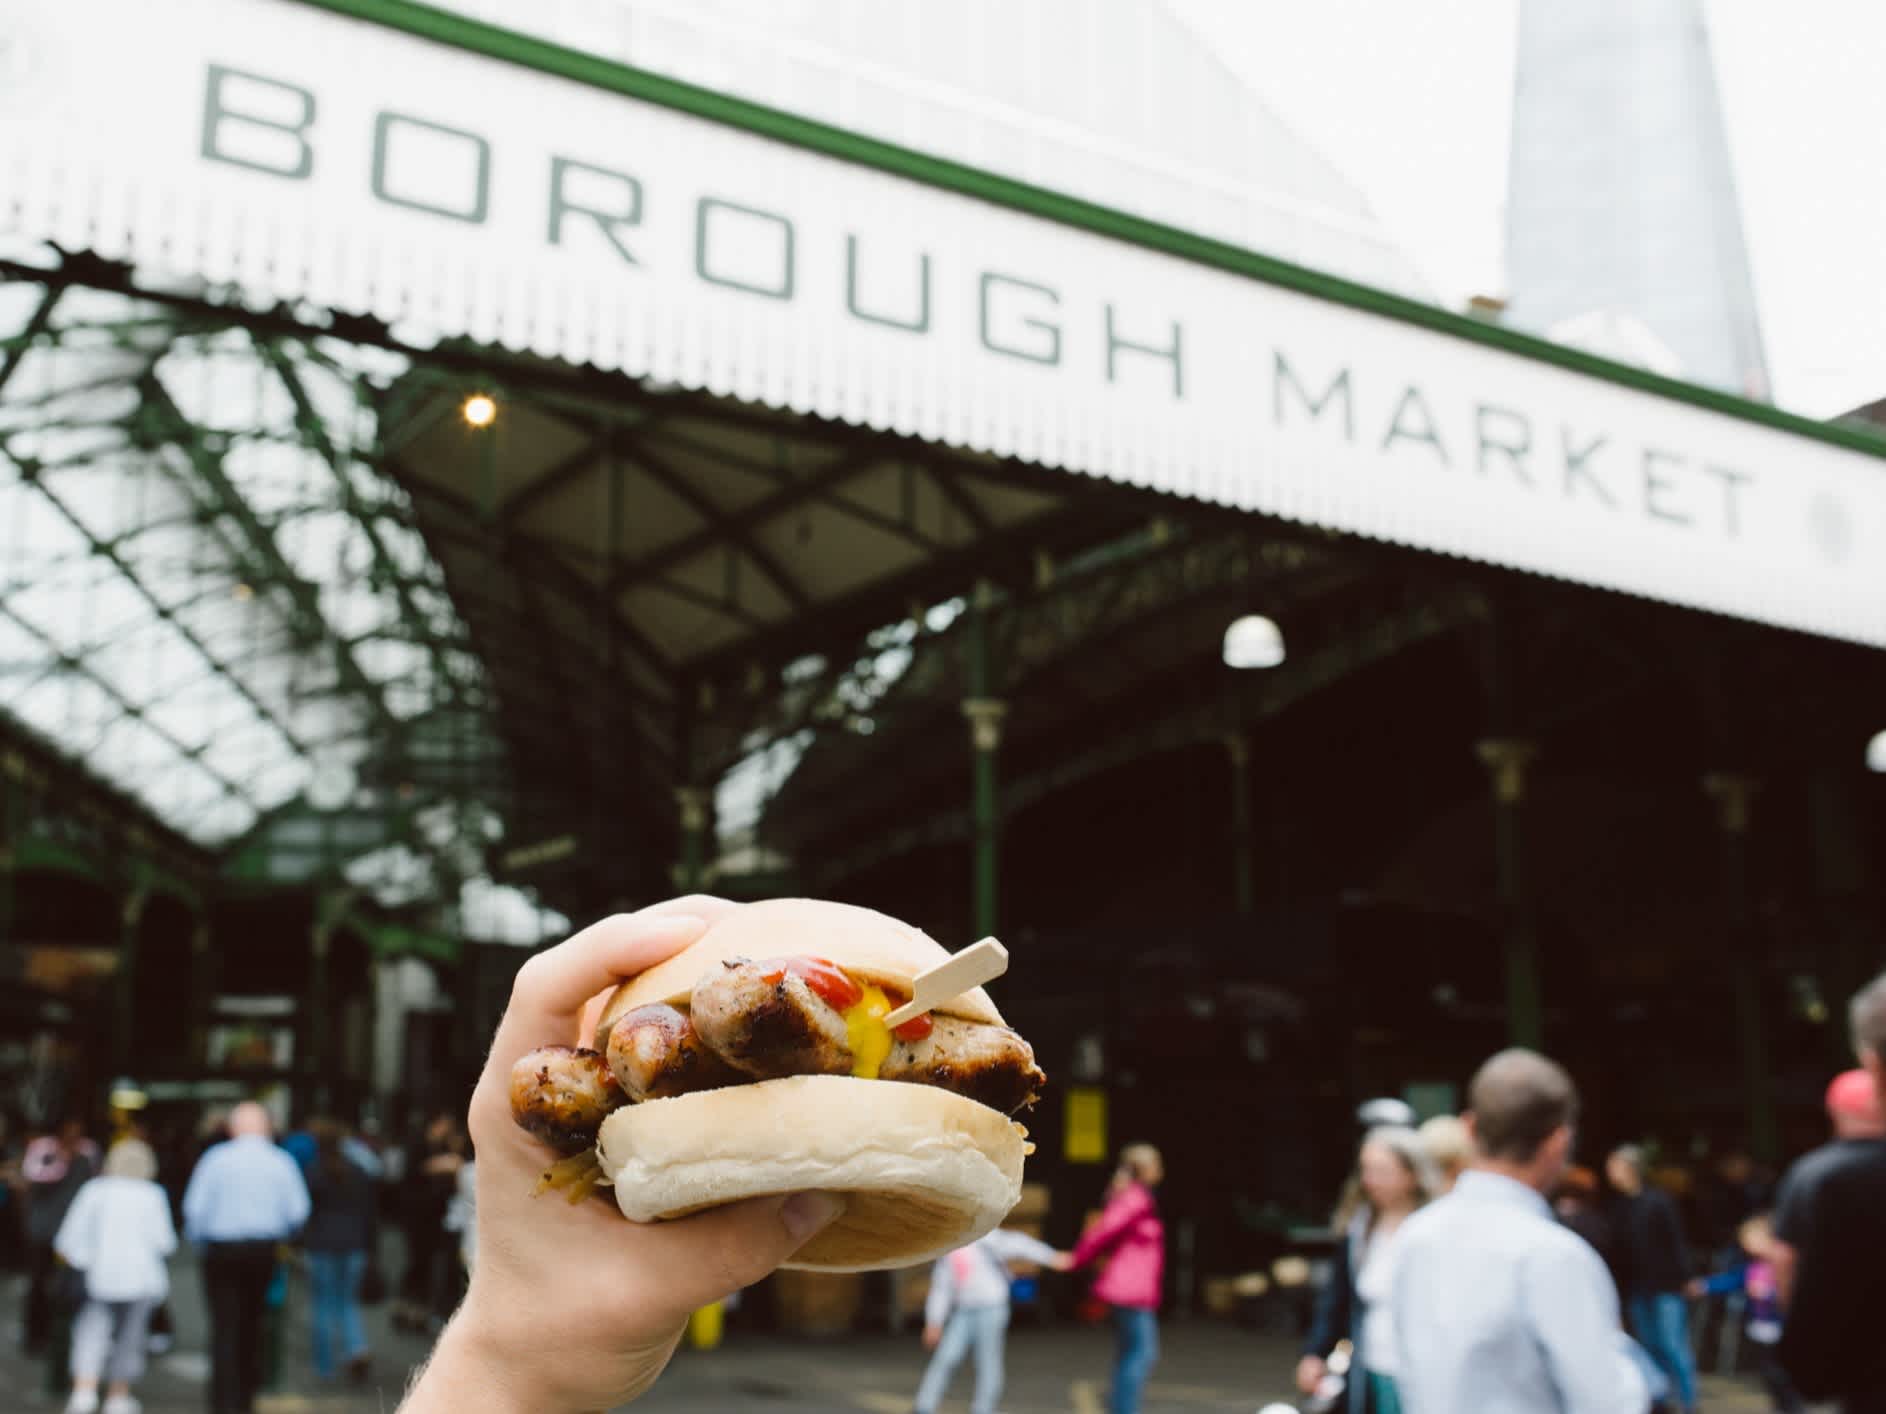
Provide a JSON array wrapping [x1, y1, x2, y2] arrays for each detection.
[[883, 937, 1009, 1028]]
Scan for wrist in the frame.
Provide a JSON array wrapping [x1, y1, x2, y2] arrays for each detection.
[[404, 1309, 564, 1414]]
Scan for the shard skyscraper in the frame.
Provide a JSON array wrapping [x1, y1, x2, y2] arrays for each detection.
[[1503, 0, 1772, 401]]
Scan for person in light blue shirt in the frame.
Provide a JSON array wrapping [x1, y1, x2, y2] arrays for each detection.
[[1391, 1050, 1648, 1414], [182, 1103, 309, 1414]]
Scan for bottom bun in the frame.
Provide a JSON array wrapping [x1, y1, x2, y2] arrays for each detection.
[[595, 1074, 1028, 1272]]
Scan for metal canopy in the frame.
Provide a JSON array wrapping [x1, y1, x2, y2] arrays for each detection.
[[0, 246, 1141, 921], [0, 249, 559, 939]]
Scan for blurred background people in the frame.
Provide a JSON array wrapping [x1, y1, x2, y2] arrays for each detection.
[[1607, 1144, 1698, 1414], [1778, 972, 1886, 1414], [1415, 1115, 1473, 1196], [51, 1137, 175, 1414], [912, 1227, 1068, 1414], [304, 1118, 376, 1386], [394, 1113, 465, 1336], [1688, 1214, 1801, 1413], [1772, 1067, 1884, 1306], [1066, 1143, 1166, 1414], [183, 1102, 310, 1414], [21, 1118, 100, 1357], [1552, 1165, 1622, 1299], [1297, 1127, 1438, 1414]]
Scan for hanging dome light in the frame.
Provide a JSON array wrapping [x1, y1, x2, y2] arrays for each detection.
[[1222, 614, 1286, 669], [1867, 729, 1886, 773]]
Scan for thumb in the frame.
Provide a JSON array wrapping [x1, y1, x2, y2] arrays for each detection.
[[641, 1192, 846, 1313]]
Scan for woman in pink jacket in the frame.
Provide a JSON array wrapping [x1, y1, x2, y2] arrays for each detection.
[[1067, 1143, 1166, 1414]]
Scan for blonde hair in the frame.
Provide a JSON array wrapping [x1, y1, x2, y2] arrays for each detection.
[[1339, 1127, 1441, 1229], [104, 1138, 157, 1182], [1120, 1143, 1164, 1187], [1418, 1114, 1475, 1178]]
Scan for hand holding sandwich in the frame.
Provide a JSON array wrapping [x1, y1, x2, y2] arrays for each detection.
[[402, 898, 845, 1414]]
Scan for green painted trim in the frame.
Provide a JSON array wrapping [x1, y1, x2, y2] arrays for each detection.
[[13, 836, 102, 883], [364, 919, 459, 964], [291, 0, 1886, 461]]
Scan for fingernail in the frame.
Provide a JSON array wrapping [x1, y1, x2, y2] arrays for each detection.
[[781, 1191, 845, 1243]]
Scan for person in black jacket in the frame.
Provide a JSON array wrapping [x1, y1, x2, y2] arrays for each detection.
[[1608, 1145, 1697, 1414], [305, 1121, 376, 1385], [1779, 972, 1886, 1414]]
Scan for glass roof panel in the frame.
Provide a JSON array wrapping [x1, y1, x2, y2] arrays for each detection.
[[0, 272, 497, 870]]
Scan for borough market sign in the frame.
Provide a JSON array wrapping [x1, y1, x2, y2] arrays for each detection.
[[4, 0, 1885, 646]]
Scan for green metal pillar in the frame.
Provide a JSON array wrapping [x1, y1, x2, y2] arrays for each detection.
[[113, 879, 150, 1079], [1704, 773, 1777, 1163], [1810, 770, 1878, 1066], [962, 587, 1005, 939], [0, 762, 20, 945], [189, 911, 215, 1067], [1477, 738, 1543, 1050], [308, 892, 350, 1111], [1225, 733, 1256, 918]]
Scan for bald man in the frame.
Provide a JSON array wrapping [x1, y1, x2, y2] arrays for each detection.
[[183, 1103, 310, 1414], [1390, 1049, 1647, 1414]]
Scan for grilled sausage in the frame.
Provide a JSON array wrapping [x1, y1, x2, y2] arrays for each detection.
[[602, 1003, 742, 1103], [690, 959, 854, 1079], [509, 1045, 625, 1153], [881, 1015, 1045, 1115]]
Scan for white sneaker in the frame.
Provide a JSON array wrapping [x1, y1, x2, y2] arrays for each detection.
[[101, 1397, 141, 1414], [63, 1391, 99, 1414]]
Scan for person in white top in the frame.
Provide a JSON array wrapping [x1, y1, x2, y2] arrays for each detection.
[[52, 1137, 177, 1414], [913, 1227, 1067, 1414], [1298, 1127, 1440, 1414], [1390, 1049, 1648, 1414]]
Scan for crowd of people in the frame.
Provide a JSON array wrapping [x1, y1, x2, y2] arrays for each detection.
[[1291, 971, 1886, 1414], [0, 1100, 475, 1413], [2, 897, 1883, 1414]]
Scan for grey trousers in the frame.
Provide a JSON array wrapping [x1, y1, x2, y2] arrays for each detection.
[[70, 1297, 155, 1386]]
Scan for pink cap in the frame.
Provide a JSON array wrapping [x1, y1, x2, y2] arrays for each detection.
[[1827, 1069, 1879, 1120]]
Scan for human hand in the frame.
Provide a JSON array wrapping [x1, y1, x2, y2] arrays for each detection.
[[1052, 1252, 1075, 1273], [401, 899, 845, 1414], [1684, 1278, 1706, 1301], [922, 1323, 942, 1351], [1295, 1355, 1327, 1396]]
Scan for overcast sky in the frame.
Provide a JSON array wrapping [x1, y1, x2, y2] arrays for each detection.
[[1164, 0, 1886, 419]]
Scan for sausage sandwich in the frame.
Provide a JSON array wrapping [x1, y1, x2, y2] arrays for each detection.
[[508, 899, 1043, 1271]]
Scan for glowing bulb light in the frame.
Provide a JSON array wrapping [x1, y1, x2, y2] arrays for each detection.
[[1867, 729, 1886, 773], [1222, 614, 1286, 669], [461, 392, 498, 428]]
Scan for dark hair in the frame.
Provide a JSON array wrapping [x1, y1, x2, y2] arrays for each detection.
[[1852, 972, 1886, 1059], [1468, 1048, 1578, 1161], [309, 1117, 349, 1184]]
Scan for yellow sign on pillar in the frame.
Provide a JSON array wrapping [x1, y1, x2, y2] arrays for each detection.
[[1065, 1086, 1108, 1163]]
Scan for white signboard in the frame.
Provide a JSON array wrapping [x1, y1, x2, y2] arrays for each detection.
[[4, 0, 1884, 645]]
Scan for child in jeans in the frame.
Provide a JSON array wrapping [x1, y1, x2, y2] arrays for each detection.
[[1687, 1214, 1802, 1413], [913, 1229, 1067, 1414]]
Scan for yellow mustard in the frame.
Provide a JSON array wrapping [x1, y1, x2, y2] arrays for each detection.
[[845, 984, 894, 1079]]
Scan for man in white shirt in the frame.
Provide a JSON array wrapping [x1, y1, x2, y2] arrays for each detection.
[[913, 1228, 1065, 1414], [182, 1103, 310, 1414], [1391, 1049, 1648, 1414]]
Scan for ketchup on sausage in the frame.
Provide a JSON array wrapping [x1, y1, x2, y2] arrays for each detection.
[[757, 956, 864, 1012]]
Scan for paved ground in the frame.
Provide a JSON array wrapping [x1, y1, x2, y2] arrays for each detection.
[[2, 1250, 1786, 1411]]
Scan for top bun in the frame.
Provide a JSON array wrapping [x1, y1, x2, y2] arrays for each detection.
[[599, 899, 1004, 1030]]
